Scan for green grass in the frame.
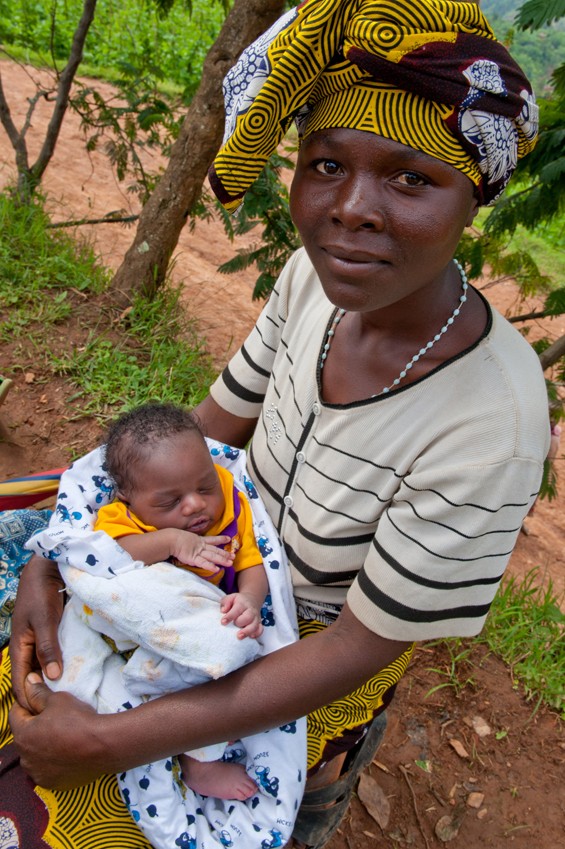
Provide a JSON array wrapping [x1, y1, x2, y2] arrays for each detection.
[[53, 286, 215, 419], [1, 189, 216, 418], [425, 570, 564, 718], [424, 639, 477, 698], [479, 569, 564, 717], [0, 0, 225, 100], [0, 193, 110, 340]]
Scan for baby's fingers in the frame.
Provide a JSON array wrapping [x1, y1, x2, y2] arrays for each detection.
[[231, 607, 263, 639], [237, 619, 264, 640], [205, 535, 232, 547], [200, 545, 235, 567]]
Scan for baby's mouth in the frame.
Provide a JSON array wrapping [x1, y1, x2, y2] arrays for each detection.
[[187, 516, 210, 534]]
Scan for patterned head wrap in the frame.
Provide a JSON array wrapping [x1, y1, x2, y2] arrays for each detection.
[[209, 0, 538, 210]]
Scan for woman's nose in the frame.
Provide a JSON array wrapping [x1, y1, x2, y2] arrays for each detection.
[[330, 176, 385, 231]]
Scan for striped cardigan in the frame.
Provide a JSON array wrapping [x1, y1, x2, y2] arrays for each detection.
[[211, 249, 549, 640]]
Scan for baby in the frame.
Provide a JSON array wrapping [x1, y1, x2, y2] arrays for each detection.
[[94, 402, 268, 800]]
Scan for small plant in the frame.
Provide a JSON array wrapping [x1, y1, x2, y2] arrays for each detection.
[[216, 153, 302, 300], [423, 571, 564, 716], [424, 639, 477, 699]]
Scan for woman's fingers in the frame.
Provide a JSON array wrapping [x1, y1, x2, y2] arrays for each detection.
[[23, 672, 51, 715], [9, 684, 103, 789], [10, 557, 65, 707]]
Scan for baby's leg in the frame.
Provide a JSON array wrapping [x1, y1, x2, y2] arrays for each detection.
[[179, 754, 257, 801]]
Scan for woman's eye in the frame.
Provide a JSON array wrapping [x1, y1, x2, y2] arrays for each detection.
[[314, 159, 343, 176], [395, 171, 428, 187]]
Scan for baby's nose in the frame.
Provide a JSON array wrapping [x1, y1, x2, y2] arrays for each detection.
[[181, 493, 205, 514]]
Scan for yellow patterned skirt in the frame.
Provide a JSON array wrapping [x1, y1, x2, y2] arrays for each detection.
[[298, 618, 414, 773], [0, 630, 413, 847]]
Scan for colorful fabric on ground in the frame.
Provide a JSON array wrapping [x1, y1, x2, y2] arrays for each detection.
[[0, 509, 52, 647], [0, 470, 63, 511], [298, 617, 414, 771], [209, 0, 537, 210]]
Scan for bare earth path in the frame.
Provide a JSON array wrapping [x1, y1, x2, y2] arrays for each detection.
[[0, 61, 563, 849]]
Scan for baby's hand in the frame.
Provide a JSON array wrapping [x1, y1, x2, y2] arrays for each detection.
[[170, 531, 235, 571], [220, 592, 263, 640]]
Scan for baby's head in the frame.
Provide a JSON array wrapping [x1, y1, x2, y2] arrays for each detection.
[[104, 403, 225, 533]]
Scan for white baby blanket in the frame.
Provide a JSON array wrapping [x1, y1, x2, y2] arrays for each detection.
[[28, 440, 306, 849]]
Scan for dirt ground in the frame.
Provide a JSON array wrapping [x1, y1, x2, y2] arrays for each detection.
[[1, 61, 564, 848]]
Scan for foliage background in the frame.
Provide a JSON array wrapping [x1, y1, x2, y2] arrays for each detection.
[[0, 0, 225, 99]]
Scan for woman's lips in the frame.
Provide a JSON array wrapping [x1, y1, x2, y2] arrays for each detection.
[[322, 246, 390, 266]]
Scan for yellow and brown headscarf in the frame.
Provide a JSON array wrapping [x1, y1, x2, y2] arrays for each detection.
[[209, 0, 538, 210]]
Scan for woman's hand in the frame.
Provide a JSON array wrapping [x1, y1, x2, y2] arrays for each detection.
[[11, 555, 65, 709], [9, 674, 105, 789]]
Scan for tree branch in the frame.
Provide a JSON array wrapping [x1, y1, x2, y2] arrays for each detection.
[[509, 311, 551, 323], [539, 333, 565, 371], [48, 214, 139, 229], [32, 0, 98, 182], [0, 70, 30, 174], [110, 0, 287, 302]]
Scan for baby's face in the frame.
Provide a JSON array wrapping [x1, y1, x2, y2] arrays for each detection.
[[123, 432, 225, 534]]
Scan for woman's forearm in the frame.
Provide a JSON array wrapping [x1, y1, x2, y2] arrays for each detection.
[[84, 605, 409, 772], [11, 604, 409, 788]]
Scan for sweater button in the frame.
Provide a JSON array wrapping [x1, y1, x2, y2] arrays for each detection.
[[283, 495, 293, 507]]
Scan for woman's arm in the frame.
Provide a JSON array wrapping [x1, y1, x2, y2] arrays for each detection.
[[194, 395, 258, 448], [10, 603, 410, 789]]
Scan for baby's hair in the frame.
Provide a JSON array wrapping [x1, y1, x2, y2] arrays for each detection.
[[104, 402, 204, 493]]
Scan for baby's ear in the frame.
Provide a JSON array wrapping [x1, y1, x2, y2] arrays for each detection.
[[116, 489, 130, 504]]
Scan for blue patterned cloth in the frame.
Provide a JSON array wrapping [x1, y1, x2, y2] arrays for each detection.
[[0, 509, 52, 646]]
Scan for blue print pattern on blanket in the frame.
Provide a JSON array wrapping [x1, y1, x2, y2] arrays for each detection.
[[26, 441, 306, 849], [0, 508, 52, 646]]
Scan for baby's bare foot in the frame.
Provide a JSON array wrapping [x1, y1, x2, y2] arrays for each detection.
[[179, 754, 257, 800]]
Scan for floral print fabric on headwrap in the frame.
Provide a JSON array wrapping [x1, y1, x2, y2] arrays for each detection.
[[209, 0, 538, 210]]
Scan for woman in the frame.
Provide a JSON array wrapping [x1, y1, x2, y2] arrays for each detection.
[[5, 1, 549, 847]]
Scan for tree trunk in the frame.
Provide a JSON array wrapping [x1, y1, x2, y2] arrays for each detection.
[[110, 0, 286, 304], [539, 333, 565, 372]]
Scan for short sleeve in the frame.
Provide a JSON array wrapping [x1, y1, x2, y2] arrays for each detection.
[[94, 502, 148, 540], [347, 454, 544, 640]]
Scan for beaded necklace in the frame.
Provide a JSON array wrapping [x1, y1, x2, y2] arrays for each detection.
[[320, 259, 468, 396]]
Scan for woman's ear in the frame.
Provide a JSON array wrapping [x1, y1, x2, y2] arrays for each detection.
[[466, 196, 480, 228]]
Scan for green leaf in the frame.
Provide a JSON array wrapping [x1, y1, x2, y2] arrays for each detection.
[[516, 0, 565, 31]]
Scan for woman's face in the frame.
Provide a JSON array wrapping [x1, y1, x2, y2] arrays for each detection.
[[290, 128, 479, 314]]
